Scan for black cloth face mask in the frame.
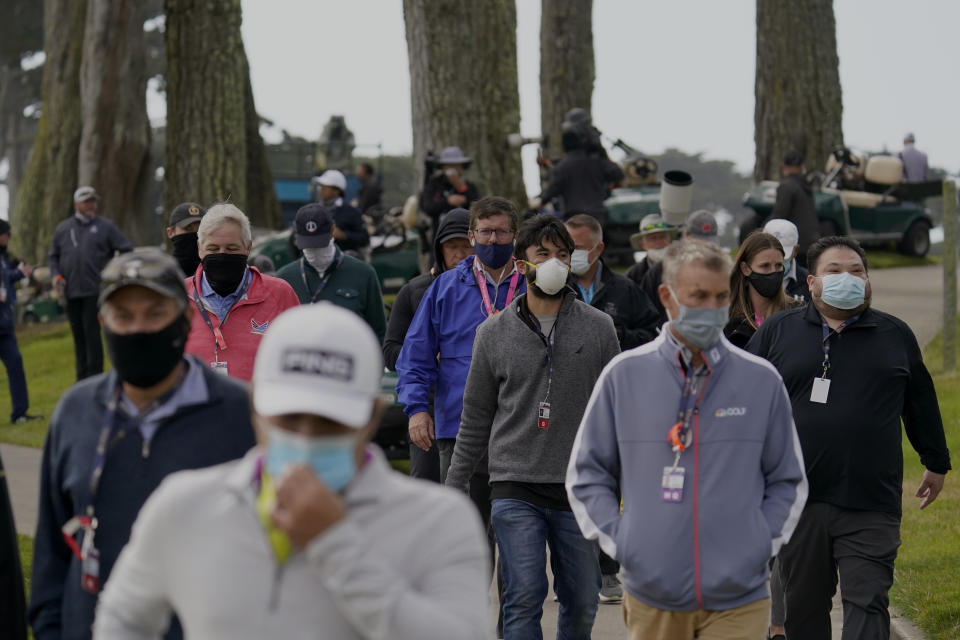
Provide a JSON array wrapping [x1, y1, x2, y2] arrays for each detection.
[[747, 270, 785, 299], [103, 313, 189, 388], [201, 253, 249, 297], [171, 233, 201, 276]]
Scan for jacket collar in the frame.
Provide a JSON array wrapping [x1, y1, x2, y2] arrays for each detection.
[[657, 323, 731, 376], [802, 301, 879, 329], [93, 355, 229, 408], [516, 289, 577, 330]]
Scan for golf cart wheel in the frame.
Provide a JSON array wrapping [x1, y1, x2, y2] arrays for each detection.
[[819, 219, 841, 238], [23, 312, 38, 324], [899, 220, 931, 257]]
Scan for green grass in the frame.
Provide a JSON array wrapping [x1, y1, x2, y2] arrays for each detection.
[[0, 323, 80, 448], [888, 319, 960, 640], [19, 534, 33, 594], [864, 250, 939, 270]]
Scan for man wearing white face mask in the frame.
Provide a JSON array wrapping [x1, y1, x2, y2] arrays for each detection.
[[746, 236, 951, 640], [566, 214, 659, 351], [94, 303, 492, 639], [447, 215, 620, 639], [276, 203, 386, 343], [567, 238, 807, 640]]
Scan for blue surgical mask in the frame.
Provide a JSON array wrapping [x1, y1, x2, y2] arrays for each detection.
[[668, 287, 729, 350], [265, 428, 358, 491], [472, 240, 514, 270], [818, 272, 866, 310]]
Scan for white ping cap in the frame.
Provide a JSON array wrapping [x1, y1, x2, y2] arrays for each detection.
[[763, 218, 799, 259], [252, 303, 383, 428]]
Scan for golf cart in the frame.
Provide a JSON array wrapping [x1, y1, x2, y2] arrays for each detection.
[[743, 147, 936, 257]]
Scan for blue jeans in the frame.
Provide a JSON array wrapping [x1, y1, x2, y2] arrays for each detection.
[[491, 498, 600, 640]]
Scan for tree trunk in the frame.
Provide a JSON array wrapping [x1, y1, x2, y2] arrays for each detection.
[[754, 0, 843, 182], [403, 0, 526, 205], [11, 0, 86, 265], [165, 0, 279, 228], [539, 0, 594, 158], [78, 0, 152, 245], [241, 50, 281, 228]]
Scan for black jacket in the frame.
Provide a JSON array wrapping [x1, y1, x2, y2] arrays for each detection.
[[49, 215, 132, 299], [420, 176, 480, 223], [328, 200, 370, 252], [572, 262, 660, 350], [723, 316, 755, 349], [624, 257, 652, 290], [0, 450, 27, 640], [356, 178, 383, 213], [639, 260, 668, 327], [29, 359, 256, 640], [770, 174, 818, 257], [785, 262, 812, 304], [383, 212, 466, 370], [746, 303, 951, 514], [540, 149, 624, 220]]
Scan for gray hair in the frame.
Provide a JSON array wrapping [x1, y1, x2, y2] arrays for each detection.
[[661, 238, 732, 288], [198, 203, 252, 247]]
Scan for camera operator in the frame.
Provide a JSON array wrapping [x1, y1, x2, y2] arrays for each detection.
[[534, 108, 624, 225], [420, 146, 481, 230]]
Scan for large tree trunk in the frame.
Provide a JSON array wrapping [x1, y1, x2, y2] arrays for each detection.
[[403, 0, 526, 205], [241, 51, 281, 228], [754, 0, 843, 182], [164, 0, 279, 228], [539, 0, 594, 158], [10, 0, 86, 265], [78, 0, 152, 245]]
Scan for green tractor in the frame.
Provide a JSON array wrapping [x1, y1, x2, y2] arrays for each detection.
[[743, 148, 936, 257]]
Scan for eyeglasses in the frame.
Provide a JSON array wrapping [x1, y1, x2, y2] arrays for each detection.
[[473, 228, 515, 241]]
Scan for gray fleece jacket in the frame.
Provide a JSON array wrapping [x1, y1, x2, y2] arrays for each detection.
[[445, 291, 620, 491], [566, 329, 808, 612]]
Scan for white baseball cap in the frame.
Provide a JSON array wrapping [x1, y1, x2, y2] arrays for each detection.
[[252, 303, 383, 428], [314, 170, 347, 193], [763, 219, 799, 259], [73, 186, 99, 202]]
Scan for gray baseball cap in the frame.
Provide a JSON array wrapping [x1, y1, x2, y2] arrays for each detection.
[[99, 248, 188, 309], [684, 210, 718, 240]]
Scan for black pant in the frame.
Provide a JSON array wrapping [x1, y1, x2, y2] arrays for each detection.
[[408, 441, 441, 483], [780, 502, 900, 640], [0, 332, 28, 421], [66, 296, 103, 380]]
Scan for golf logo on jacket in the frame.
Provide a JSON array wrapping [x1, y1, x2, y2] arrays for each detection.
[[250, 318, 270, 335], [715, 407, 747, 418]]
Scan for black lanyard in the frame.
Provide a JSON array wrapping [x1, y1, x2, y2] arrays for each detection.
[[300, 255, 343, 303], [819, 315, 859, 378], [538, 317, 559, 404], [85, 380, 183, 518]]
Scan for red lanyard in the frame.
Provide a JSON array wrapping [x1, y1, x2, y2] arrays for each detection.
[[475, 256, 519, 317]]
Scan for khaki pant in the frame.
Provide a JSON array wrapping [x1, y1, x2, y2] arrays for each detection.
[[623, 592, 769, 640]]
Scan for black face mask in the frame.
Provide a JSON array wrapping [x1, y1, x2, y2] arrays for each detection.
[[170, 233, 201, 276], [747, 270, 785, 299], [201, 253, 249, 297], [104, 313, 189, 388]]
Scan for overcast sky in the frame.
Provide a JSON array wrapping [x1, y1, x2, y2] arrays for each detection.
[[241, 0, 959, 196]]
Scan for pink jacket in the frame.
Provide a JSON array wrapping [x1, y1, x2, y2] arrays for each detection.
[[184, 266, 300, 381]]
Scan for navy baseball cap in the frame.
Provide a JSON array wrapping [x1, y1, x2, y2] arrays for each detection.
[[295, 203, 334, 249]]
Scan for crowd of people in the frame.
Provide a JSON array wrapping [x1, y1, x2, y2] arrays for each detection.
[[0, 128, 951, 640]]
